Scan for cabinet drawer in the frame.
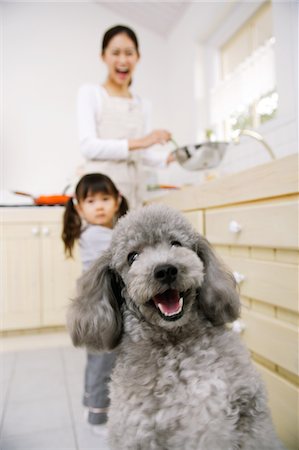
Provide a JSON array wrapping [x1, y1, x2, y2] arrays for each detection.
[[2, 223, 63, 239], [2, 223, 42, 239], [222, 256, 298, 312], [254, 363, 299, 450], [205, 200, 298, 249], [241, 309, 298, 375]]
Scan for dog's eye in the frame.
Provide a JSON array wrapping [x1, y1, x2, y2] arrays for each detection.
[[171, 240, 182, 247], [127, 252, 139, 266]]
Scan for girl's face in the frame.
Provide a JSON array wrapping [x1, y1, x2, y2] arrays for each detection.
[[102, 33, 139, 88], [76, 191, 120, 229]]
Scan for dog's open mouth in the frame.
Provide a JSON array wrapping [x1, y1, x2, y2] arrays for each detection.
[[152, 289, 184, 321]]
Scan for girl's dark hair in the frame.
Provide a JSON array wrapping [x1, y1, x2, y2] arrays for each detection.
[[62, 173, 129, 258], [101, 25, 139, 56]]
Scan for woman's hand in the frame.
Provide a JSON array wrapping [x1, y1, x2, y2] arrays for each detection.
[[166, 152, 176, 165], [141, 130, 172, 147], [129, 129, 172, 150]]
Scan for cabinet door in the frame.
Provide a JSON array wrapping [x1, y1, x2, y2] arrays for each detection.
[[1, 224, 41, 330], [40, 223, 81, 326], [222, 255, 298, 312]]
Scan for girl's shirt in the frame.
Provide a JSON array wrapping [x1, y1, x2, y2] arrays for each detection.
[[79, 223, 112, 272]]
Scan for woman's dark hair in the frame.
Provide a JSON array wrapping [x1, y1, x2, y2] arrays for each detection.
[[101, 25, 139, 56], [62, 173, 129, 258]]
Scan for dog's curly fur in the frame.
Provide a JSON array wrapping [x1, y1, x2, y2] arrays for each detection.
[[68, 205, 284, 450]]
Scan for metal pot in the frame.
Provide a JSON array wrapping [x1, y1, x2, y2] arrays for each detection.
[[171, 129, 275, 171], [171, 141, 228, 171]]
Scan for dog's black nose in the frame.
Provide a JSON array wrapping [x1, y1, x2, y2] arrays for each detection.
[[154, 264, 178, 284]]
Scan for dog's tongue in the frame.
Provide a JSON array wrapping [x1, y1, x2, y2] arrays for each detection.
[[153, 289, 182, 316]]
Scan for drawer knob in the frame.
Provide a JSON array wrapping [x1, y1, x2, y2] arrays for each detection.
[[42, 227, 50, 236], [233, 271, 246, 284], [229, 220, 242, 234], [232, 320, 246, 334], [31, 226, 39, 236]]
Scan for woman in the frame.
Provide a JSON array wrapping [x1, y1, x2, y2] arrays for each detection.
[[77, 24, 173, 208]]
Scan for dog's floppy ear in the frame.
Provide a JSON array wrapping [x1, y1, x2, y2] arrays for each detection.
[[67, 250, 123, 351], [195, 236, 240, 325]]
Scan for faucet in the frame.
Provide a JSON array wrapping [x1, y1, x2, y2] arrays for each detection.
[[232, 129, 275, 160]]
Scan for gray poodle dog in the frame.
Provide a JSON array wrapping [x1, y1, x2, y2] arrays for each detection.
[[68, 204, 284, 450]]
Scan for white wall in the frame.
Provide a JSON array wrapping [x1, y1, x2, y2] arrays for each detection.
[[155, 1, 238, 187], [1, 1, 298, 197], [0, 2, 170, 195]]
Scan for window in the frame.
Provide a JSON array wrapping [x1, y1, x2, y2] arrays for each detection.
[[210, 2, 277, 140]]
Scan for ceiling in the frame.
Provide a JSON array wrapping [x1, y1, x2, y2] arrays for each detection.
[[99, 1, 238, 40], [2, 1, 237, 41], [99, 1, 193, 38]]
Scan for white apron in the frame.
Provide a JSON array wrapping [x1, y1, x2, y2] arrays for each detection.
[[83, 89, 146, 209]]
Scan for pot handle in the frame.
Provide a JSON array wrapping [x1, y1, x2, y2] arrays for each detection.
[[12, 191, 34, 199]]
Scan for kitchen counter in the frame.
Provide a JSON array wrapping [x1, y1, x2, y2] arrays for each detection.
[[148, 153, 298, 210]]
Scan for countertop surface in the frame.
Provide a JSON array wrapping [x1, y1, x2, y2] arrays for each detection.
[[147, 154, 298, 210], [2, 154, 298, 213]]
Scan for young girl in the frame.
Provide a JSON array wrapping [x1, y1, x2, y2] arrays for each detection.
[[62, 173, 128, 434], [77, 24, 174, 208]]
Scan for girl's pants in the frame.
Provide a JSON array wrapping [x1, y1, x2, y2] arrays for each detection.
[[83, 351, 116, 425]]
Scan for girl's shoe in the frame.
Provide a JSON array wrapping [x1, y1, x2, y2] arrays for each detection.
[[91, 423, 108, 437], [83, 407, 108, 436]]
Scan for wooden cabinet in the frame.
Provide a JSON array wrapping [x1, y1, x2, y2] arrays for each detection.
[[1, 223, 41, 330], [220, 254, 298, 312], [148, 154, 299, 450], [205, 199, 298, 248], [0, 207, 81, 331], [209, 200, 299, 450]]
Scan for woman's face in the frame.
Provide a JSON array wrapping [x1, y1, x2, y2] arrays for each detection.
[[102, 33, 139, 88]]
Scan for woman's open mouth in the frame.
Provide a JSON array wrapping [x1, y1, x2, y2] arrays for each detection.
[[116, 67, 129, 79], [151, 289, 184, 321]]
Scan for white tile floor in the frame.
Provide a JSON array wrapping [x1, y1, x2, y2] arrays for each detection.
[[0, 333, 109, 450]]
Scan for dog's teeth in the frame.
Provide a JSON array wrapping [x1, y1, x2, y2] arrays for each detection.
[[157, 297, 183, 317]]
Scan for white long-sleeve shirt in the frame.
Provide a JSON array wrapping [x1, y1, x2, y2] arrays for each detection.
[[77, 84, 167, 168]]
